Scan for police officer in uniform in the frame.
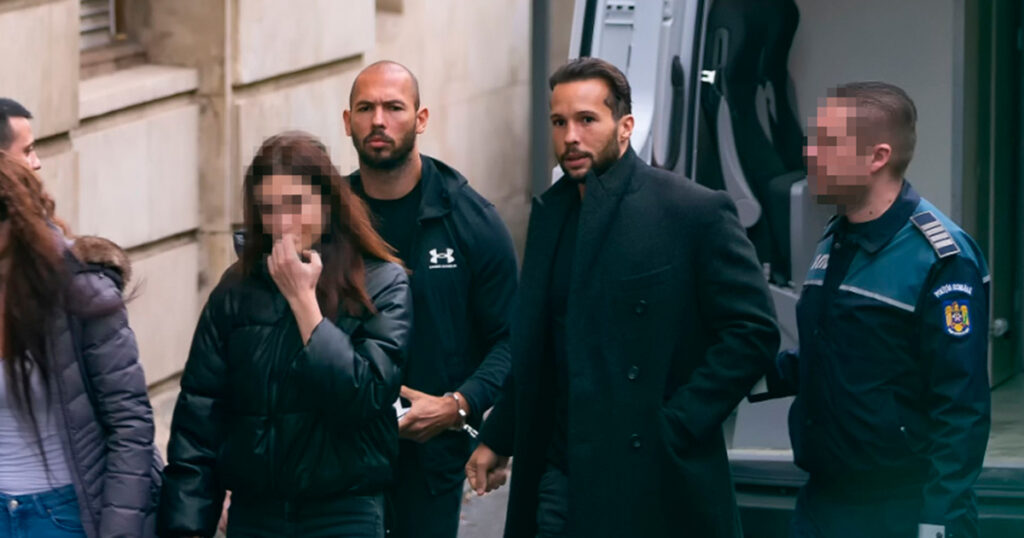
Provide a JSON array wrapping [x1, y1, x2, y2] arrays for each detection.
[[763, 82, 990, 538]]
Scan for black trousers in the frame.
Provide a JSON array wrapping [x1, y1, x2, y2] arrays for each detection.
[[389, 448, 463, 538], [790, 476, 922, 538], [227, 493, 384, 538], [535, 464, 569, 538]]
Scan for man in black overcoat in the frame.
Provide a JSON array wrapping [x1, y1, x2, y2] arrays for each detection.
[[465, 57, 780, 538]]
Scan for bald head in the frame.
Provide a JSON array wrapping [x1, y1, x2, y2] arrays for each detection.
[[344, 61, 428, 171], [350, 60, 421, 109]]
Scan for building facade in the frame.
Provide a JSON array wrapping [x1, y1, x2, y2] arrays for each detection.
[[0, 0, 533, 452]]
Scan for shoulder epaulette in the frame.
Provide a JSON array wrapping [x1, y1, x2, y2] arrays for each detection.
[[910, 211, 960, 258]]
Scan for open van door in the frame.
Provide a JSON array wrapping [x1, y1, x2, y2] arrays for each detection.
[[566, 0, 706, 178]]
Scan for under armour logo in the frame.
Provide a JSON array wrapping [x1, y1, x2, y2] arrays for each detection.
[[429, 248, 456, 267]]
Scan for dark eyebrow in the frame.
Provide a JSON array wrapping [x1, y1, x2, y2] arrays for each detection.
[[354, 99, 407, 108]]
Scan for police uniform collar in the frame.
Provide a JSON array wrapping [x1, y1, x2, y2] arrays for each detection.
[[837, 180, 920, 254]]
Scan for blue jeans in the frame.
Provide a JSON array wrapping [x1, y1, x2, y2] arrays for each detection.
[[0, 485, 86, 538]]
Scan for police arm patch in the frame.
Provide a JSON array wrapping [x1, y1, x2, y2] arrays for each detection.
[[942, 299, 971, 337]]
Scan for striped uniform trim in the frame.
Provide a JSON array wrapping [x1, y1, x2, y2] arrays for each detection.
[[910, 211, 960, 258], [837, 284, 916, 312], [803, 279, 824, 287]]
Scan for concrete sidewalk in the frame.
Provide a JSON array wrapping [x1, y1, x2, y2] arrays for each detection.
[[457, 484, 509, 538]]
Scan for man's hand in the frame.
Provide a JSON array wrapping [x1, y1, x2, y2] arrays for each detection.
[[398, 386, 462, 443], [465, 443, 509, 496], [267, 234, 323, 343], [218, 491, 231, 534]]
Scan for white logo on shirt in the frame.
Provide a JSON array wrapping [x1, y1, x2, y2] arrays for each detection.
[[429, 248, 457, 269]]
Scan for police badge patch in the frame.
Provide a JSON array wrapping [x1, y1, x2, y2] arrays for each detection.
[[943, 300, 971, 337]]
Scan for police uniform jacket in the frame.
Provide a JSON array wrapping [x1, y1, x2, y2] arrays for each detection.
[[774, 181, 991, 536]]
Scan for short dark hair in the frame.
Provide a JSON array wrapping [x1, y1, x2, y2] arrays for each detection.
[[829, 82, 917, 177], [0, 98, 32, 150], [549, 57, 632, 119], [350, 60, 421, 109]]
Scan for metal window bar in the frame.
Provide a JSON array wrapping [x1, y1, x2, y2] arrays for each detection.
[[80, 0, 115, 50]]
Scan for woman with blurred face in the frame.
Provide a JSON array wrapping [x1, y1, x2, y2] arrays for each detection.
[[158, 132, 412, 538]]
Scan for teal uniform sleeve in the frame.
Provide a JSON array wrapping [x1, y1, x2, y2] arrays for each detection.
[[916, 255, 991, 536]]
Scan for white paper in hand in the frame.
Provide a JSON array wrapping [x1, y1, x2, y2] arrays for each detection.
[[393, 398, 411, 421]]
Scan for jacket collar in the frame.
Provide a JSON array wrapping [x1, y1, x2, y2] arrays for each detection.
[[571, 146, 639, 285], [349, 154, 462, 222], [824, 180, 920, 254]]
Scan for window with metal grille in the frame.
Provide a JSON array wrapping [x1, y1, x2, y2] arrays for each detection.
[[79, 0, 117, 50]]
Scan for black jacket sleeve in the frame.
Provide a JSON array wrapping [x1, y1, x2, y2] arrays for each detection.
[[916, 256, 991, 533], [289, 262, 412, 425], [456, 203, 518, 421], [477, 372, 516, 457], [662, 192, 780, 441], [158, 286, 231, 537], [74, 271, 156, 538]]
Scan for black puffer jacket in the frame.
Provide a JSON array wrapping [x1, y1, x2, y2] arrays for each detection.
[[157, 258, 412, 536]]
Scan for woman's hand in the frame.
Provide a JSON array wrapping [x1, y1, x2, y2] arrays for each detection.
[[268, 234, 324, 343]]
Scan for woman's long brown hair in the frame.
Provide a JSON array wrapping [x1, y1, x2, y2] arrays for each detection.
[[240, 131, 401, 319], [0, 153, 68, 432]]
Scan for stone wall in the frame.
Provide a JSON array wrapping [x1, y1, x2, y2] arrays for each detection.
[[1, 0, 533, 455]]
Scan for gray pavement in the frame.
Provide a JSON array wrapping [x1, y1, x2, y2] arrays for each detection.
[[457, 484, 509, 538]]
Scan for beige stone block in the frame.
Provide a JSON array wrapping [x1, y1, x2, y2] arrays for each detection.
[[233, 0, 374, 84], [232, 69, 359, 222], [79, 64, 199, 120], [429, 83, 530, 214], [0, 0, 79, 138], [35, 143, 80, 231], [148, 382, 180, 459], [74, 104, 200, 247], [128, 241, 200, 384]]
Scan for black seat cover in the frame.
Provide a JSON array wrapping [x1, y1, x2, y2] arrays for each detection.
[[697, 0, 804, 283]]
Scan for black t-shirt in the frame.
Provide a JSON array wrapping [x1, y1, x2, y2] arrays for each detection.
[[356, 181, 423, 263], [546, 190, 581, 473]]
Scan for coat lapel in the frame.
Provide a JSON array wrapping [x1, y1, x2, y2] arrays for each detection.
[[571, 148, 639, 288], [516, 178, 578, 365]]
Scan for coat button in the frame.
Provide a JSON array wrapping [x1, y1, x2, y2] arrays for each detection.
[[634, 300, 648, 316], [627, 365, 639, 381], [631, 434, 642, 449]]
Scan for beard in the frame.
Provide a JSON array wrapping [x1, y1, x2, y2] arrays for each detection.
[[558, 132, 622, 183], [353, 127, 417, 170]]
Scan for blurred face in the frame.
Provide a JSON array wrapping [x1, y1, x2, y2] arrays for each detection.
[[805, 98, 874, 204], [255, 174, 328, 251], [344, 66, 428, 170], [550, 79, 633, 180], [4, 117, 41, 172]]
